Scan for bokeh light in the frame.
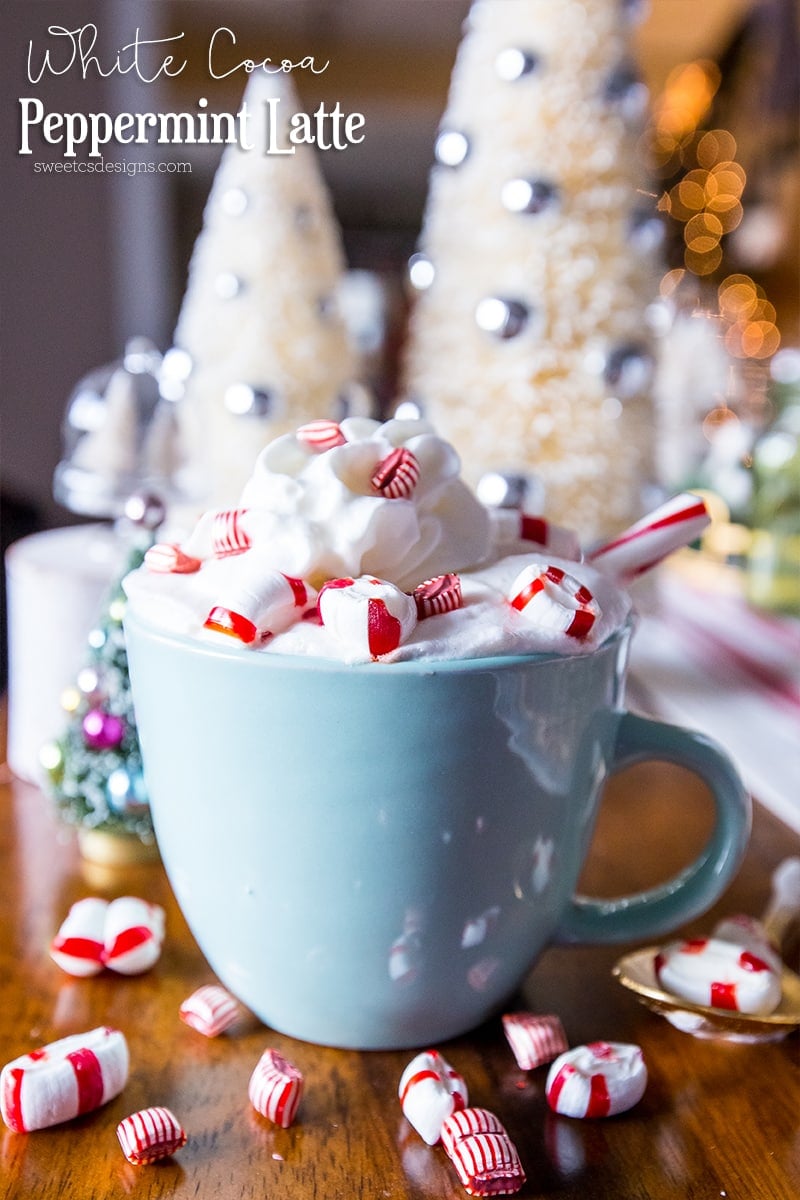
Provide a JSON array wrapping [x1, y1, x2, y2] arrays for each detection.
[[644, 59, 781, 364]]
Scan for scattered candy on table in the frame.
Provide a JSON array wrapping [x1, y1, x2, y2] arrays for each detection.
[[248, 1048, 304, 1128], [50, 897, 165, 977], [398, 1049, 468, 1146], [545, 1042, 647, 1119], [447, 1131, 526, 1197], [103, 897, 165, 975], [49, 897, 108, 977], [318, 575, 418, 658], [1, 1027, 129, 1133], [502, 1012, 569, 1071], [117, 1105, 187, 1165], [508, 563, 599, 639], [654, 936, 782, 1015], [440, 1107, 508, 1157], [179, 985, 241, 1038]]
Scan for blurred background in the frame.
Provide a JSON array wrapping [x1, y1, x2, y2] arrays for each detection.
[[3, 0, 798, 526], [2, 0, 799, 646]]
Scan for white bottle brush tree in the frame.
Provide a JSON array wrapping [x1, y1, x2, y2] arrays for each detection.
[[400, 0, 665, 541], [165, 69, 363, 512]]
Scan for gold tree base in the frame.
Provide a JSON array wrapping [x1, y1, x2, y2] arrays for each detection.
[[77, 827, 160, 867]]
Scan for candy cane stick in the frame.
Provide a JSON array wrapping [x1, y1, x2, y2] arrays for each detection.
[[587, 493, 710, 581]]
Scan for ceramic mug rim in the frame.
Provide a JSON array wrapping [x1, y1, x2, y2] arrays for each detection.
[[124, 607, 635, 676]]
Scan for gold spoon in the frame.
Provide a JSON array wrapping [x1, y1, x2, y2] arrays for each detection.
[[613, 858, 800, 1043]]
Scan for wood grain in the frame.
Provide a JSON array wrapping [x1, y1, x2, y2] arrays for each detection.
[[1, 730, 799, 1200]]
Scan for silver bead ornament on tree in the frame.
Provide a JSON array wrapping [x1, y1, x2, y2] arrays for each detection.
[[475, 297, 531, 340]]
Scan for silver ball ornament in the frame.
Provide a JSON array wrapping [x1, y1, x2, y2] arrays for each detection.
[[604, 62, 649, 120], [220, 187, 249, 216], [475, 297, 531, 340], [159, 347, 193, 402], [408, 253, 435, 291], [435, 129, 470, 168], [224, 384, 276, 418], [477, 472, 534, 509], [495, 47, 539, 81], [501, 178, 558, 215], [124, 491, 166, 531], [214, 273, 244, 300], [603, 343, 655, 398]]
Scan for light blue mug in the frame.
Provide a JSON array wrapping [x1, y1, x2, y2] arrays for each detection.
[[125, 612, 750, 1049]]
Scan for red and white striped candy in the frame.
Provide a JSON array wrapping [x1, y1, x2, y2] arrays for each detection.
[[587, 492, 710, 580], [204, 572, 316, 646], [712, 914, 782, 973], [441, 1106, 508, 1157], [144, 543, 202, 575], [296, 419, 347, 452], [318, 575, 418, 658], [1, 1027, 129, 1133], [508, 563, 599, 640], [398, 1049, 468, 1145], [103, 897, 165, 976], [545, 1042, 647, 1119], [248, 1048, 303, 1128], [212, 508, 252, 558], [654, 936, 782, 1014], [412, 573, 463, 620], [50, 897, 108, 977], [179, 985, 241, 1037], [371, 447, 421, 499], [448, 1130, 526, 1196], [519, 514, 581, 562], [502, 1012, 569, 1071], [117, 1106, 187, 1165]]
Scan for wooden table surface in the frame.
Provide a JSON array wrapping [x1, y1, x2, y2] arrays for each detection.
[[2, 733, 799, 1200]]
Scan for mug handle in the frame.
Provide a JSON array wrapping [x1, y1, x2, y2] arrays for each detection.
[[555, 711, 752, 945]]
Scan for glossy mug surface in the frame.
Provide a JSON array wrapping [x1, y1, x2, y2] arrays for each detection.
[[125, 612, 750, 1049]]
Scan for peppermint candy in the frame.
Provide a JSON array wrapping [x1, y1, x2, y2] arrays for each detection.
[[50, 896, 165, 977], [49, 897, 108, 977], [654, 936, 782, 1014], [117, 1106, 187, 1165], [144, 543, 202, 574], [212, 508, 252, 557], [519, 514, 581, 561], [413, 573, 463, 620], [248, 1048, 304, 1128], [444, 1112, 526, 1198], [440, 1106, 507, 1157], [398, 1049, 468, 1145], [318, 575, 418, 658], [1, 1027, 129, 1132], [296, 419, 347, 452], [103, 896, 165, 975], [508, 564, 599, 640], [204, 572, 316, 646], [371, 447, 421, 499], [545, 1042, 647, 1118], [179, 984, 241, 1037], [588, 492, 710, 580], [502, 1012, 568, 1071]]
